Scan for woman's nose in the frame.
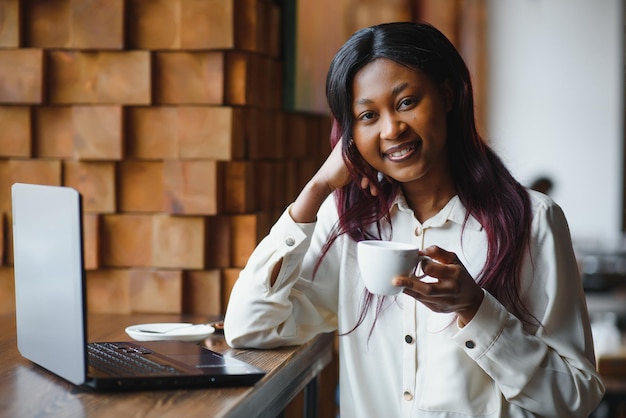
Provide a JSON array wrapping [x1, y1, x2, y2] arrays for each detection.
[[379, 113, 407, 140]]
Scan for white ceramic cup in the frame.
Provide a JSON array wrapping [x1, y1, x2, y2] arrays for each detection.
[[356, 240, 421, 296]]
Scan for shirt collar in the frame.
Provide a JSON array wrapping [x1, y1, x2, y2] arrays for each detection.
[[393, 193, 483, 231]]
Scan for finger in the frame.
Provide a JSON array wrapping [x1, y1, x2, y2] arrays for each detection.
[[394, 276, 439, 295], [360, 176, 379, 196], [421, 245, 460, 266], [360, 176, 369, 190]]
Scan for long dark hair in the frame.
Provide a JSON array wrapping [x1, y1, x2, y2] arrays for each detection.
[[321, 22, 535, 328]]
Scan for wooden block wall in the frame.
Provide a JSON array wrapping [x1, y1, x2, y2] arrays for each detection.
[[0, 0, 331, 316]]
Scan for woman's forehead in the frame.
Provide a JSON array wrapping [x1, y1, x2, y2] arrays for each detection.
[[352, 60, 433, 98]]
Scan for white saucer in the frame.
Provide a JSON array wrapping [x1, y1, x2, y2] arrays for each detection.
[[125, 323, 215, 342]]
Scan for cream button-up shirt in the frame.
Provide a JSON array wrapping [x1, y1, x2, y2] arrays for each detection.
[[224, 190, 605, 417]]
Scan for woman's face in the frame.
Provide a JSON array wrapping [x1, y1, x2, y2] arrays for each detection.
[[351, 58, 452, 186]]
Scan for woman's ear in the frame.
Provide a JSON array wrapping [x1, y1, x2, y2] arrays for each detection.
[[441, 80, 454, 112]]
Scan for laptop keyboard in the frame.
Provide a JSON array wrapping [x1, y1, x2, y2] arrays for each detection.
[[88, 342, 183, 377]]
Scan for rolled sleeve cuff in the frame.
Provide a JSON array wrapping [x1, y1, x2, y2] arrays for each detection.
[[269, 204, 316, 255], [263, 204, 317, 291], [453, 290, 508, 360]]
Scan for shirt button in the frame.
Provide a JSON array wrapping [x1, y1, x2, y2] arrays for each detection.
[[403, 390, 413, 401], [414, 225, 423, 236], [285, 236, 296, 246], [465, 340, 476, 349], [404, 335, 413, 344]]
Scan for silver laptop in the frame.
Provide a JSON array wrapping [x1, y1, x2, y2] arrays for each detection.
[[11, 182, 265, 391]]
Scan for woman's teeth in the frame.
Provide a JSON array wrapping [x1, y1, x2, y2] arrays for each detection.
[[388, 148, 411, 158], [385, 143, 416, 160]]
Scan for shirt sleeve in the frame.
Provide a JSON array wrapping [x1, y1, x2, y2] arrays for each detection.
[[224, 198, 340, 349], [451, 196, 606, 416]]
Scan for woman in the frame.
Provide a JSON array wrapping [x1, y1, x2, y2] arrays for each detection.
[[224, 22, 605, 417]]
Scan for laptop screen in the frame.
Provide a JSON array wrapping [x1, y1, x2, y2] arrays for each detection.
[[12, 183, 88, 385]]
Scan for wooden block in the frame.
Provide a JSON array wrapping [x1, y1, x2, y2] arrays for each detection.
[[70, 0, 124, 49], [180, 0, 235, 49], [72, 106, 123, 160], [183, 269, 222, 316], [221, 161, 256, 213], [118, 161, 164, 212], [250, 108, 284, 159], [233, 0, 260, 52], [304, 114, 322, 160], [33, 106, 74, 158], [265, 57, 283, 109], [230, 212, 270, 267], [63, 161, 116, 213], [0, 106, 31, 157], [48, 51, 150, 104], [128, 0, 261, 51], [3, 213, 12, 265], [126, 106, 178, 159], [318, 115, 333, 159], [151, 214, 205, 269], [0, 162, 8, 218], [284, 112, 310, 158], [127, 0, 181, 49], [154, 52, 224, 105], [7, 159, 62, 189], [268, 109, 286, 159], [180, 0, 259, 51], [86, 269, 131, 314], [245, 107, 265, 160], [265, 0, 282, 58], [163, 160, 218, 215], [283, 159, 299, 205], [0, 212, 4, 265], [177, 106, 245, 160], [24, 0, 71, 47], [0, 49, 44, 104], [83, 214, 100, 270], [417, 0, 459, 46], [101, 215, 153, 267], [0, 267, 15, 315], [0, 0, 20, 47], [93, 51, 150, 104], [221, 267, 241, 315], [269, 161, 288, 210], [255, 0, 269, 55], [129, 268, 182, 313], [206, 215, 231, 268], [224, 51, 260, 106], [24, 0, 123, 49], [254, 161, 273, 211], [48, 51, 83, 102]]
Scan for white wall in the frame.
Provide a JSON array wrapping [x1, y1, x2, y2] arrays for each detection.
[[487, 0, 624, 249]]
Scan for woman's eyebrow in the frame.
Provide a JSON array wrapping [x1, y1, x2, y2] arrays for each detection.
[[392, 82, 409, 97], [354, 82, 411, 106], [355, 97, 372, 105]]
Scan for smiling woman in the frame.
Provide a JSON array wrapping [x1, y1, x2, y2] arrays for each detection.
[[350, 59, 454, 222], [224, 22, 605, 417]]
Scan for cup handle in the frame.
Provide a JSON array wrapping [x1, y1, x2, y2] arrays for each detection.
[[412, 255, 431, 279]]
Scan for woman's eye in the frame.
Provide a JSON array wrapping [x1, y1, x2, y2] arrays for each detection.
[[398, 98, 415, 109], [359, 111, 375, 121]]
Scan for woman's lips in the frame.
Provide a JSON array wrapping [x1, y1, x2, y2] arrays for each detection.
[[383, 141, 420, 162]]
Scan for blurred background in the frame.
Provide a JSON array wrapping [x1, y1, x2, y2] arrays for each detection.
[[0, 0, 623, 416]]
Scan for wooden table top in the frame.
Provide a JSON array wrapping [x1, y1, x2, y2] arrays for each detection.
[[0, 313, 334, 418]]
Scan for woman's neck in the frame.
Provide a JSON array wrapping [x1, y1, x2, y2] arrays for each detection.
[[401, 176, 456, 223]]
